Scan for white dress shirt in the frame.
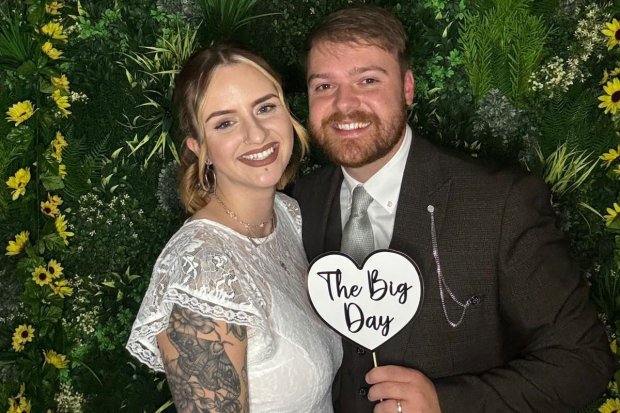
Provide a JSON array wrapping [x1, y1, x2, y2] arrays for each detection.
[[340, 125, 412, 249]]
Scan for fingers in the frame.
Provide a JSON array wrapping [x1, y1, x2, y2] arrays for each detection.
[[366, 365, 425, 385], [367, 379, 406, 401], [366, 366, 441, 413], [373, 398, 403, 413]]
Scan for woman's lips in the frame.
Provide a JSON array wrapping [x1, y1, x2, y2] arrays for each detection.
[[238, 142, 280, 166]]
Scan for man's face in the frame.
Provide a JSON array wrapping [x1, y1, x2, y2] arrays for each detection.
[[307, 41, 414, 173]]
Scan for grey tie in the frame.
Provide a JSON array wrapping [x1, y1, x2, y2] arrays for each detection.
[[341, 185, 375, 265]]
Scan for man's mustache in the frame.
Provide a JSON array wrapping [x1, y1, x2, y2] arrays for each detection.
[[321, 110, 380, 127]]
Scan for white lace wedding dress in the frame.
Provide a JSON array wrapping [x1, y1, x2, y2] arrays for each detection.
[[127, 192, 342, 412]]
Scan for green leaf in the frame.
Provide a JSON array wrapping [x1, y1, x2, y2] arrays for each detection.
[[0, 351, 19, 366], [40, 171, 65, 191], [5, 125, 34, 148], [16, 59, 35, 76], [16, 255, 45, 277], [41, 305, 63, 324], [40, 233, 65, 252]]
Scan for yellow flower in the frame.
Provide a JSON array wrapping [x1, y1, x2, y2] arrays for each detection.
[[601, 146, 620, 165], [603, 19, 620, 50], [52, 279, 73, 298], [48, 193, 63, 206], [55, 214, 74, 244], [52, 89, 71, 117], [47, 259, 63, 279], [58, 163, 66, 178], [12, 325, 35, 352], [8, 384, 31, 413], [52, 131, 68, 148], [41, 199, 60, 217], [41, 41, 62, 59], [43, 349, 69, 369], [40, 22, 67, 42], [51, 142, 63, 161], [51, 74, 69, 91], [11, 336, 25, 352], [45, 1, 64, 15], [600, 398, 620, 413], [605, 202, 620, 226], [612, 339, 618, 355], [6, 167, 31, 200], [51, 131, 68, 161], [599, 78, 620, 114], [32, 266, 52, 286], [6, 231, 29, 256], [6, 100, 35, 126], [601, 69, 610, 85]]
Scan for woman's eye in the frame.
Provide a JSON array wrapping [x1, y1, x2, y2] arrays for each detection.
[[257, 103, 276, 114], [215, 120, 233, 130]]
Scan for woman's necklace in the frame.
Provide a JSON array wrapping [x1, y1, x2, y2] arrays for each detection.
[[212, 192, 275, 247]]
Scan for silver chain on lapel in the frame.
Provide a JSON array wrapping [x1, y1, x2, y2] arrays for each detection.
[[427, 204, 471, 328]]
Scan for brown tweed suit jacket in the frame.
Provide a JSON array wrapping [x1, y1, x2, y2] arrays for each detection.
[[292, 134, 615, 412]]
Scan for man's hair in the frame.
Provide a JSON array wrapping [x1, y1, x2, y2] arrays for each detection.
[[305, 5, 409, 73]]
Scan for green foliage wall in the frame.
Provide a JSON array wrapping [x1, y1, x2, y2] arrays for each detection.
[[1, 0, 620, 412]]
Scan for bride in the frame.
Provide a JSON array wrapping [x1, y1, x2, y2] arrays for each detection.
[[126, 44, 342, 412]]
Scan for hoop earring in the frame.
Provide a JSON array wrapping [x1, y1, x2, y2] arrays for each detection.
[[204, 162, 217, 193]]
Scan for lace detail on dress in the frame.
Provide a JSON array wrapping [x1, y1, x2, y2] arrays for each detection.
[[126, 211, 272, 371]]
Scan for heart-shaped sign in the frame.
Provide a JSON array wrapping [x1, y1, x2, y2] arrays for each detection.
[[307, 249, 423, 351]]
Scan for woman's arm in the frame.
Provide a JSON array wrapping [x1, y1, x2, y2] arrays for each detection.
[[157, 304, 248, 413]]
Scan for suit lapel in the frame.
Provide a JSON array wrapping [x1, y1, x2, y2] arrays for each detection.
[[323, 168, 343, 253], [305, 165, 343, 262], [387, 134, 452, 359]]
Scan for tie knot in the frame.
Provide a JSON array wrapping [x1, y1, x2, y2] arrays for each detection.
[[350, 185, 373, 216]]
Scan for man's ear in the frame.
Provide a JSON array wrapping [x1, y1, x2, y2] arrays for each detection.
[[186, 137, 201, 157], [404, 70, 415, 105]]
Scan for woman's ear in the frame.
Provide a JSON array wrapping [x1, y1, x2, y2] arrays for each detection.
[[186, 137, 201, 157]]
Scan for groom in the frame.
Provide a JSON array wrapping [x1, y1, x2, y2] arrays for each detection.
[[293, 5, 615, 413]]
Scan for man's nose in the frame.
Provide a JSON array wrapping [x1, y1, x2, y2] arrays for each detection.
[[334, 85, 360, 114]]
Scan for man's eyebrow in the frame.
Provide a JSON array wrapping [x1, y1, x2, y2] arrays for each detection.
[[204, 93, 278, 123], [350, 65, 388, 75], [307, 66, 388, 83]]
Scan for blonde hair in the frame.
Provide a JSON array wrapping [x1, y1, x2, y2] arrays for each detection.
[[174, 44, 309, 214]]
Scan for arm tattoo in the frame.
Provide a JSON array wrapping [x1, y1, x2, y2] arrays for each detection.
[[227, 323, 247, 341], [162, 305, 248, 413]]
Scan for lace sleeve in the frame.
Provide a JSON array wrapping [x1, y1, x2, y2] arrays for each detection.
[[275, 192, 302, 236], [126, 223, 269, 371]]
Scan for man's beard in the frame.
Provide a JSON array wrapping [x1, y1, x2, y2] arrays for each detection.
[[310, 107, 407, 168]]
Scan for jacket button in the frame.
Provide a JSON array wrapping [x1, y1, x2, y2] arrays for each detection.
[[356, 347, 366, 355], [358, 387, 368, 397]]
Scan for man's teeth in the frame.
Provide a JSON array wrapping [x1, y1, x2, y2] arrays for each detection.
[[334, 122, 370, 130], [242, 146, 275, 161]]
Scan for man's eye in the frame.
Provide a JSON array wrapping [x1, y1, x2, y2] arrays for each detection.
[[361, 78, 378, 85], [215, 120, 233, 130], [257, 103, 276, 114], [315, 83, 331, 92]]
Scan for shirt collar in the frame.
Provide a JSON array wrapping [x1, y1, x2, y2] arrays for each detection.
[[342, 125, 412, 214]]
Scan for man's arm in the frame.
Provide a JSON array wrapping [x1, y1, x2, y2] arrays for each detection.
[[433, 174, 615, 412]]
